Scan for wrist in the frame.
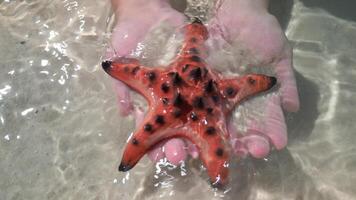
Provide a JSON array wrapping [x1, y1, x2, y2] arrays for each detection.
[[113, 0, 170, 12], [215, 0, 269, 12]]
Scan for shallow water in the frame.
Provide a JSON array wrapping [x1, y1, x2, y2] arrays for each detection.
[[1, 0, 356, 199]]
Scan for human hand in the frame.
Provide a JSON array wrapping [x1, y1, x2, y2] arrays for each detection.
[[107, 0, 192, 164], [107, 0, 300, 165], [141, 0, 300, 163], [207, 0, 300, 158], [106, 0, 184, 116]]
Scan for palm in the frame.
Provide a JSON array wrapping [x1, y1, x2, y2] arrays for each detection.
[[107, 0, 300, 164], [207, 0, 299, 158]]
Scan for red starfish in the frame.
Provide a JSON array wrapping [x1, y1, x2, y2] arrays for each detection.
[[102, 18, 276, 186]]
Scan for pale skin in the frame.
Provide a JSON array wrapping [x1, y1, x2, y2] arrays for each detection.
[[106, 0, 300, 164]]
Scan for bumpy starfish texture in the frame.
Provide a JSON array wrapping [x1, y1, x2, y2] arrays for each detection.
[[102, 19, 276, 186]]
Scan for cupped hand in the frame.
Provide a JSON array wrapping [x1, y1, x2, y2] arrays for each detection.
[[107, 0, 191, 164], [107, 0, 300, 165], [107, 0, 185, 116], [208, 0, 300, 158]]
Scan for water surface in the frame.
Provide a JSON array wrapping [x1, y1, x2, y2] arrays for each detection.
[[1, 0, 356, 199]]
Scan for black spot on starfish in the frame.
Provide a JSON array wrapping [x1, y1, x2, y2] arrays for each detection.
[[147, 71, 156, 81], [162, 97, 169, 105], [132, 66, 140, 75], [144, 124, 153, 132], [173, 108, 182, 118], [215, 148, 224, 157], [203, 68, 208, 78], [190, 55, 201, 63], [204, 80, 215, 93], [182, 64, 190, 72], [173, 93, 184, 107], [190, 112, 198, 121], [211, 95, 220, 103], [248, 77, 256, 85], [205, 127, 216, 135], [189, 67, 202, 81], [206, 107, 213, 114], [155, 115, 165, 125], [189, 47, 199, 55], [132, 138, 139, 145], [192, 96, 204, 109], [171, 72, 183, 86], [161, 83, 170, 93], [224, 87, 236, 97]]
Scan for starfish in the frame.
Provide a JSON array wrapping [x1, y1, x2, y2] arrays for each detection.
[[102, 18, 276, 186]]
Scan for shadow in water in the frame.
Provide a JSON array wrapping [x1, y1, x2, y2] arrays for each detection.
[[249, 149, 327, 199], [134, 149, 326, 199], [299, 0, 356, 22], [269, 0, 294, 30], [169, 0, 187, 13], [286, 70, 320, 142]]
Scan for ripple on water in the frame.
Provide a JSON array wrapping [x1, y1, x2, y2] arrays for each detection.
[[1, 0, 356, 199]]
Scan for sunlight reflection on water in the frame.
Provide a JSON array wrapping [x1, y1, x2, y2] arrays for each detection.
[[1, 0, 356, 199]]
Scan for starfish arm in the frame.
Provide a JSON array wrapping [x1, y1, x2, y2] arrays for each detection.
[[118, 98, 231, 186], [174, 19, 209, 68], [186, 125, 231, 187], [118, 103, 188, 171], [217, 74, 277, 113], [102, 58, 162, 101]]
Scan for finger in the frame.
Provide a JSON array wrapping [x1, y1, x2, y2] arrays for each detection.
[[227, 116, 238, 139], [227, 117, 248, 157], [231, 138, 248, 158], [107, 24, 135, 117], [164, 9, 185, 28], [275, 57, 300, 112], [240, 135, 270, 159], [163, 138, 187, 165], [113, 80, 133, 116], [263, 94, 288, 150], [134, 107, 145, 128], [108, 5, 185, 116], [108, 1, 185, 58], [110, 22, 149, 57], [244, 94, 287, 150], [147, 142, 165, 162], [246, 118, 265, 137], [229, 119, 269, 159], [107, 22, 138, 116], [135, 107, 165, 163], [186, 140, 199, 159]]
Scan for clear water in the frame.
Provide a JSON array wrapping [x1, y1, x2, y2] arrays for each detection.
[[1, 0, 356, 199]]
